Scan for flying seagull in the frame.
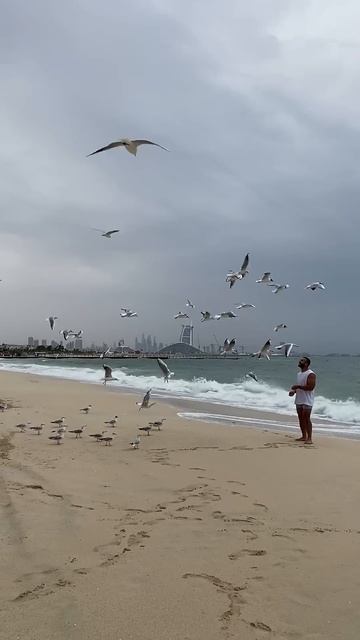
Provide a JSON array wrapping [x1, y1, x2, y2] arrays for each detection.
[[305, 282, 326, 291], [59, 329, 72, 341], [87, 138, 169, 157], [92, 228, 120, 238], [103, 365, 118, 384], [274, 343, 299, 357], [235, 304, 255, 310], [137, 389, 156, 411], [200, 311, 215, 322], [253, 339, 272, 360], [157, 358, 174, 383], [226, 253, 249, 288], [120, 308, 138, 318], [186, 299, 195, 309], [69, 330, 83, 339], [269, 283, 290, 294], [246, 371, 258, 382], [100, 347, 113, 359], [221, 338, 236, 355], [215, 311, 237, 319], [274, 323, 287, 332], [256, 272, 273, 284], [174, 311, 189, 319], [46, 316, 58, 330]]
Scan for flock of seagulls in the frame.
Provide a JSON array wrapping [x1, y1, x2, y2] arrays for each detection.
[[14, 399, 166, 451]]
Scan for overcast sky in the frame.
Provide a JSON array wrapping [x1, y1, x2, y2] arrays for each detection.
[[1, 0, 360, 353]]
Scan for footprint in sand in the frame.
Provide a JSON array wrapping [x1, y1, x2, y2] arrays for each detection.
[[229, 549, 267, 560]]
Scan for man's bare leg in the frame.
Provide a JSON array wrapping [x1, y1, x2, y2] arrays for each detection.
[[295, 406, 307, 441], [303, 406, 313, 444]]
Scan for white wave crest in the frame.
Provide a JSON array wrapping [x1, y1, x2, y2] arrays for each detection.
[[1, 360, 360, 427]]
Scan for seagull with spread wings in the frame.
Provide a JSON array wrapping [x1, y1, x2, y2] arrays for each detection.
[[221, 338, 236, 355], [157, 358, 174, 383], [46, 316, 58, 330], [226, 252, 249, 288], [87, 137, 169, 157], [92, 228, 120, 238], [256, 272, 273, 284], [274, 343, 299, 357], [253, 339, 272, 360], [120, 308, 138, 318], [305, 282, 326, 291], [103, 365, 118, 384]]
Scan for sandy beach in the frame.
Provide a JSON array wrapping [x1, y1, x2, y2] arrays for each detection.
[[0, 370, 359, 640]]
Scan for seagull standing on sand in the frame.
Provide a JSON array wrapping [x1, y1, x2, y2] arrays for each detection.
[[269, 283, 290, 294], [149, 418, 166, 431], [51, 417, 66, 426], [46, 316, 58, 330], [253, 339, 272, 360], [305, 282, 326, 291], [138, 425, 152, 436], [274, 343, 300, 357], [221, 338, 236, 355], [87, 138, 169, 157], [69, 426, 87, 438], [157, 358, 174, 383], [174, 312, 189, 319], [92, 228, 120, 238], [256, 272, 273, 284], [137, 389, 156, 410], [186, 299, 195, 309], [104, 416, 118, 427], [274, 323, 287, 332], [49, 433, 64, 444], [80, 405, 92, 414], [130, 435, 141, 449], [16, 422, 31, 432], [103, 365, 118, 385], [226, 253, 249, 288], [30, 424, 45, 435]]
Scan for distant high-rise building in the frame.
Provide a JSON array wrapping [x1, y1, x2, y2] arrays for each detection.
[[141, 333, 146, 351], [75, 338, 83, 351], [28, 336, 34, 347], [41, 339, 47, 347], [152, 337, 158, 352], [135, 337, 140, 351], [51, 340, 57, 348], [33, 339, 39, 348], [67, 341, 74, 350], [180, 324, 194, 346], [159, 342, 164, 351], [118, 338, 124, 346], [146, 335, 152, 352]]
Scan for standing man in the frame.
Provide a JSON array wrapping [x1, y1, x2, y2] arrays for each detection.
[[289, 356, 316, 444]]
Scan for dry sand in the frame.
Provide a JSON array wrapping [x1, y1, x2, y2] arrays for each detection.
[[0, 370, 359, 640]]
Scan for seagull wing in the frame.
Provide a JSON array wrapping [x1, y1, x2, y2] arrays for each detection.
[[107, 230, 120, 236], [87, 141, 125, 157], [240, 252, 249, 272], [103, 365, 112, 378], [132, 140, 169, 152]]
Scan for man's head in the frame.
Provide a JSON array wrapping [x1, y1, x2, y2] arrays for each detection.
[[298, 356, 311, 371]]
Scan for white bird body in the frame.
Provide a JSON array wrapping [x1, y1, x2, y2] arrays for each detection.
[[130, 435, 140, 449], [87, 138, 169, 157], [200, 311, 215, 322], [274, 323, 287, 332], [186, 299, 195, 309], [103, 365, 118, 384], [269, 283, 290, 294], [120, 308, 138, 318], [157, 358, 174, 383], [174, 311, 189, 319], [221, 338, 236, 355], [256, 272, 273, 284], [274, 342, 299, 357], [226, 253, 249, 288], [253, 339, 272, 360], [305, 281, 326, 291]]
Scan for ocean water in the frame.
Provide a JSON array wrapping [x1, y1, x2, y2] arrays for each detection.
[[0, 356, 359, 437]]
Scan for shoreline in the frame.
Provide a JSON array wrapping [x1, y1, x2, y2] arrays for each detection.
[[0, 366, 358, 441]]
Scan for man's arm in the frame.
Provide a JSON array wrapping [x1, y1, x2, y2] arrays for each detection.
[[291, 373, 316, 392]]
